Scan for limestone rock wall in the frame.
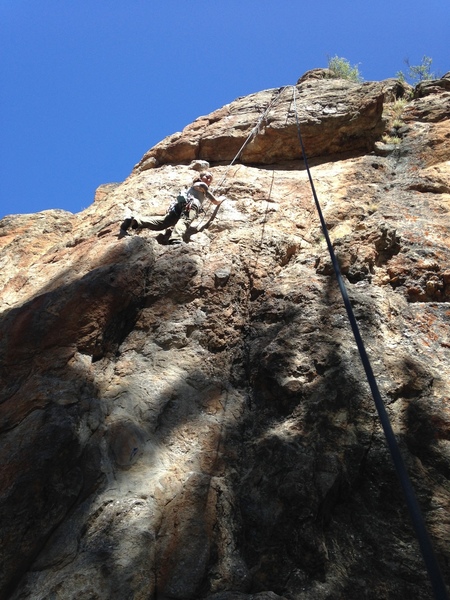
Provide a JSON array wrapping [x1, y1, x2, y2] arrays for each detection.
[[1, 74, 450, 600]]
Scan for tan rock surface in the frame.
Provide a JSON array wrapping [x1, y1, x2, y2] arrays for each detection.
[[1, 74, 450, 600], [133, 78, 406, 172]]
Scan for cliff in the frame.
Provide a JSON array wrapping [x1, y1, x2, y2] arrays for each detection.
[[1, 72, 450, 600]]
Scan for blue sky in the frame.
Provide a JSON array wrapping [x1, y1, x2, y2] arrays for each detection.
[[0, 0, 448, 219]]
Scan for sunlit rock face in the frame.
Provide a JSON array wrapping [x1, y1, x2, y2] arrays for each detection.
[[133, 78, 400, 171], [1, 73, 450, 600]]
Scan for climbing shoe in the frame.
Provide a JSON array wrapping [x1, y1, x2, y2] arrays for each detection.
[[118, 228, 130, 239]]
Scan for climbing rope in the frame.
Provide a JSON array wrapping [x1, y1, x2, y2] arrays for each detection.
[[195, 86, 289, 230], [213, 86, 288, 192], [290, 85, 449, 600]]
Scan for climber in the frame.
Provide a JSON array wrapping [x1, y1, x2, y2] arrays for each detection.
[[118, 172, 224, 244]]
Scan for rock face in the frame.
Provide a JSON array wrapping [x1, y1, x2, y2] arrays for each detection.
[[133, 78, 406, 172], [1, 74, 450, 600]]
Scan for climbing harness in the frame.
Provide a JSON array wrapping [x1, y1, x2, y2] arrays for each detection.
[[290, 85, 449, 600], [167, 193, 189, 217], [167, 190, 203, 218]]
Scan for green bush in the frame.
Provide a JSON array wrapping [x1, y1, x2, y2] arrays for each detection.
[[397, 56, 437, 84], [327, 55, 363, 82]]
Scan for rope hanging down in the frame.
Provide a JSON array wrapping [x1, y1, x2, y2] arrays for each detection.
[[196, 87, 288, 232], [290, 85, 449, 600], [213, 86, 288, 191], [195, 85, 447, 597]]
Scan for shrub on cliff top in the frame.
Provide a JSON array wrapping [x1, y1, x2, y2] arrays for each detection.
[[397, 56, 438, 84], [327, 55, 363, 82]]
